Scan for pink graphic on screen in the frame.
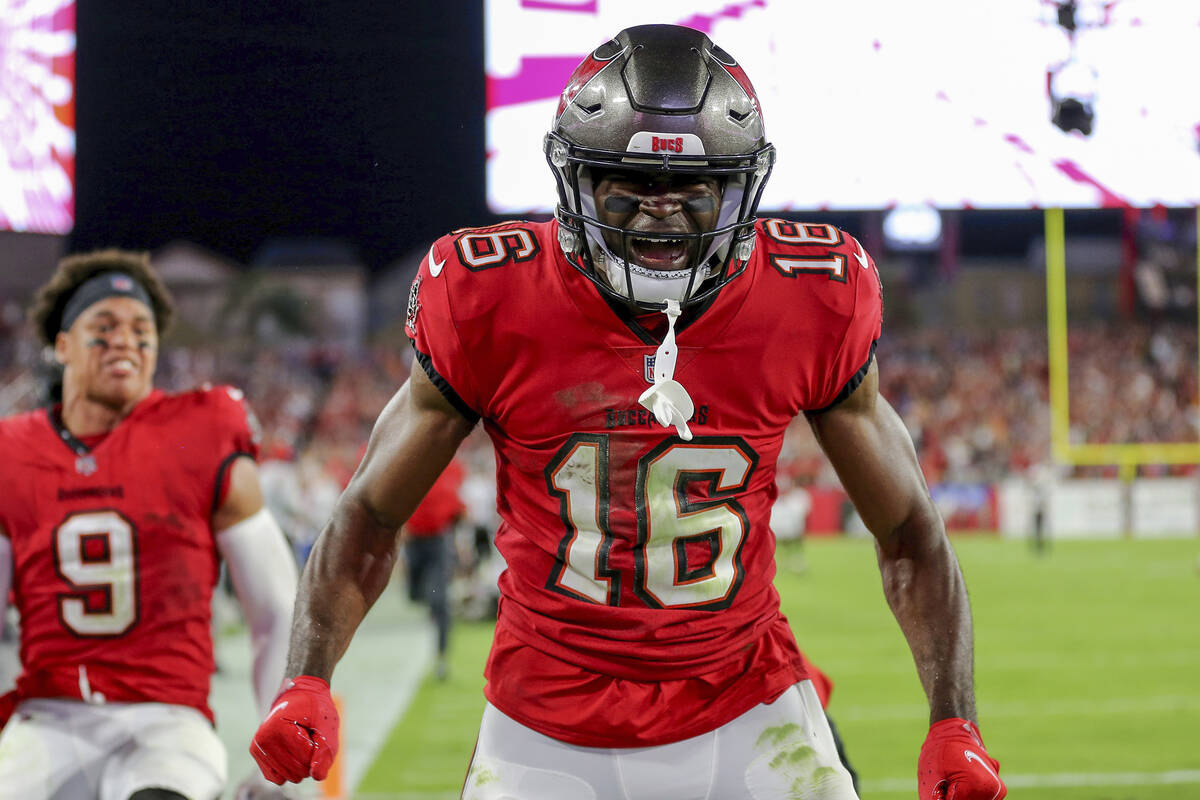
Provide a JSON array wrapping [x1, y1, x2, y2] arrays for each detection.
[[488, 0, 768, 113], [0, 0, 76, 234], [520, 0, 597, 11], [486, 0, 1200, 211]]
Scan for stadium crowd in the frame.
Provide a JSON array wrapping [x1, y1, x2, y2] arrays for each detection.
[[1, 306, 1196, 539]]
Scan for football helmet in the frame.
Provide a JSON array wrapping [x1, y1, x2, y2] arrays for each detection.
[[545, 24, 775, 310]]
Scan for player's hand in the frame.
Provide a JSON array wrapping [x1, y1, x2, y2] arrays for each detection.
[[918, 718, 1006, 800], [249, 676, 340, 785]]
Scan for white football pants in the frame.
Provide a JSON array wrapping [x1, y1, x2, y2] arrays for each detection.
[[462, 680, 860, 800], [0, 698, 226, 800]]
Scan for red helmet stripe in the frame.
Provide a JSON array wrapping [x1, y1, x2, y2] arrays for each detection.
[[556, 47, 623, 120], [715, 60, 763, 127]]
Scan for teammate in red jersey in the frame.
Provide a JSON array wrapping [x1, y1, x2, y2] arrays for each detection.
[[252, 24, 1006, 800], [0, 251, 298, 800], [403, 457, 466, 680]]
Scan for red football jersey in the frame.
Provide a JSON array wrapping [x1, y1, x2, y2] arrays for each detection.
[[0, 386, 260, 723], [406, 218, 881, 747]]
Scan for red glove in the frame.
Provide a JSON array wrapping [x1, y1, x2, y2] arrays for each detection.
[[250, 676, 340, 785], [918, 718, 1006, 800]]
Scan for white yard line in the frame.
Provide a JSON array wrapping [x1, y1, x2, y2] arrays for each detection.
[[345, 769, 1200, 799], [862, 769, 1200, 793], [835, 693, 1200, 722], [830, 650, 1200, 677]]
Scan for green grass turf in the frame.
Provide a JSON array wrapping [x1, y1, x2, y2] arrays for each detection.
[[358, 536, 1200, 799]]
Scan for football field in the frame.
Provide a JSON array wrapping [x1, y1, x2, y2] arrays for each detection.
[[356, 536, 1200, 800]]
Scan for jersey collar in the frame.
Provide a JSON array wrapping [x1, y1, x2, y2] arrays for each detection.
[[554, 220, 755, 347], [45, 389, 164, 456]]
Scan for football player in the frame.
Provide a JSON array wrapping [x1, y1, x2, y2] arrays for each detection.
[[402, 457, 466, 681], [0, 251, 298, 800], [251, 25, 1006, 800]]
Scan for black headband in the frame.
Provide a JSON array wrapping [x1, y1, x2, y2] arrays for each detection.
[[60, 271, 155, 333]]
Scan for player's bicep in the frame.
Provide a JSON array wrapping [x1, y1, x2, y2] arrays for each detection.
[[348, 357, 475, 531], [807, 359, 933, 546], [212, 456, 266, 532]]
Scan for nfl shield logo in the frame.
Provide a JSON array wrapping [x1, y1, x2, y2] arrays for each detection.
[[643, 354, 656, 384], [75, 454, 98, 476], [111, 275, 135, 292]]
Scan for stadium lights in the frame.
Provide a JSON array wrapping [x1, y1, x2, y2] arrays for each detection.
[[882, 204, 942, 251]]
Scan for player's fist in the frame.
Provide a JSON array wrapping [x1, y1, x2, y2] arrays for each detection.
[[250, 676, 340, 785], [918, 718, 1006, 800]]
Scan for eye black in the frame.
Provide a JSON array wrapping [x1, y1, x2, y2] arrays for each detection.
[[603, 195, 640, 214]]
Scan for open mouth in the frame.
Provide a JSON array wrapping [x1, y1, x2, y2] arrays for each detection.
[[629, 237, 689, 269], [104, 358, 138, 377]]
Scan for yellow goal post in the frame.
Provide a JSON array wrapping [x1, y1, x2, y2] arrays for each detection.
[[1045, 206, 1200, 475]]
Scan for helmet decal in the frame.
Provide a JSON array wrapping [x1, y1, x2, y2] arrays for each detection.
[[554, 45, 626, 122], [625, 132, 706, 156], [711, 57, 764, 127]]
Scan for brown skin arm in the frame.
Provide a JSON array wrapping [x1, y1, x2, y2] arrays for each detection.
[[212, 456, 267, 531], [284, 358, 474, 681], [807, 359, 976, 724]]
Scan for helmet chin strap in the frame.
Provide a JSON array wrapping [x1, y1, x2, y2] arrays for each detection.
[[637, 299, 695, 440]]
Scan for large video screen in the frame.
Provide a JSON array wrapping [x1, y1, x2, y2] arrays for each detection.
[[486, 0, 1200, 212], [0, 0, 75, 234]]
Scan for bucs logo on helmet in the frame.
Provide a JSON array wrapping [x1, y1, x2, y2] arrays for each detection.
[[545, 24, 775, 311]]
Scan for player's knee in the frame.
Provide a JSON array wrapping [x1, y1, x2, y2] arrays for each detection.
[[127, 789, 189, 800]]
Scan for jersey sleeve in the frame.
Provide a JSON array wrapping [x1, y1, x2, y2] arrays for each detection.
[[404, 235, 485, 423], [209, 385, 262, 460], [0, 422, 15, 537], [205, 385, 263, 513], [805, 233, 883, 413], [0, 415, 45, 538]]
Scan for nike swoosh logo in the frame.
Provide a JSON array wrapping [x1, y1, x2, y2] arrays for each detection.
[[428, 245, 446, 277], [963, 749, 1004, 799], [853, 239, 869, 270]]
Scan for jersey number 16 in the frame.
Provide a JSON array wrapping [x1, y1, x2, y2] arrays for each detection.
[[546, 434, 757, 611]]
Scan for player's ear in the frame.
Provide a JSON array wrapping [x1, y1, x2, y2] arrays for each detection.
[[53, 331, 70, 365]]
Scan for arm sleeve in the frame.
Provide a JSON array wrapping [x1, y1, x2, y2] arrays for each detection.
[[216, 508, 298, 717], [806, 235, 883, 413]]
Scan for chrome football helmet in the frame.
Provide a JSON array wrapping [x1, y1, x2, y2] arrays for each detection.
[[546, 24, 775, 311]]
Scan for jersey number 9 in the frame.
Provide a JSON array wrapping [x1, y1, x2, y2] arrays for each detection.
[[53, 510, 139, 637]]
